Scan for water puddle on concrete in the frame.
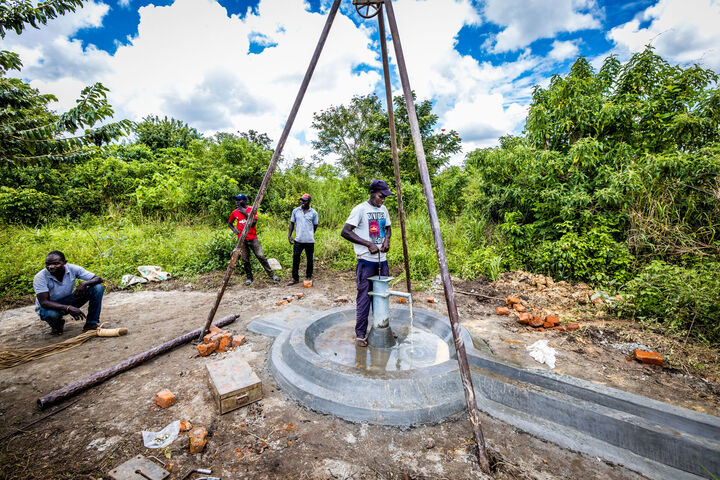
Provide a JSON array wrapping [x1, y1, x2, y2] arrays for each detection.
[[312, 320, 450, 372]]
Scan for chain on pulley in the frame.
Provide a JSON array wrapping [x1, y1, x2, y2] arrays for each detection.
[[353, 0, 382, 18]]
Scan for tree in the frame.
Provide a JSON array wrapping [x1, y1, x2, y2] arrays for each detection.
[[0, 0, 132, 164], [311, 93, 461, 183], [134, 115, 202, 151], [525, 47, 720, 153]]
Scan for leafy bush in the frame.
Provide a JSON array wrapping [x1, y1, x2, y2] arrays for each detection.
[[613, 260, 720, 343], [0, 187, 57, 224]]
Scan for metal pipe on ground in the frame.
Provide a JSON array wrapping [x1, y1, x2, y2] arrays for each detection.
[[37, 314, 239, 410], [199, 0, 343, 341], [382, 0, 491, 472]]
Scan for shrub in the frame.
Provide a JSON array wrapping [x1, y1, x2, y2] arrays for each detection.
[[613, 260, 720, 343]]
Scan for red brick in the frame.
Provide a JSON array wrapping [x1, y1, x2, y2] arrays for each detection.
[[552, 326, 566, 332], [277, 299, 287, 306], [506, 296, 522, 305], [513, 304, 527, 313], [529, 316, 544, 328], [231, 335, 246, 347], [538, 327, 545, 332], [426, 297, 437, 303], [517, 312, 531, 324], [543, 321, 554, 328], [197, 343, 216, 357], [546, 315, 560, 326], [180, 420, 193, 432], [189, 427, 208, 454], [154, 389, 176, 408], [303, 279, 313, 288], [396, 297, 407, 304], [209, 325, 222, 334], [496, 306, 510, 315], [634, 350, 663, 366], [216, 333, 232, 353], [565, 323, 580, 332]]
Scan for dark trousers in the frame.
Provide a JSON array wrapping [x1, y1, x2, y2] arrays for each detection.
[[241, 238, 274, 280], [291, 242, 314, 281], [38, 284, 105, 331], [355, 260, 389, 338]]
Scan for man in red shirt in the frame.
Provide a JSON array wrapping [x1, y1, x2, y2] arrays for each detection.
[[228, 194, 280, 286]]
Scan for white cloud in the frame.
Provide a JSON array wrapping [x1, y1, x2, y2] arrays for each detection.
[[483, 0, 601, 52], [3, 0, 554, 164], [548, 40, 580, 61], [608, 0, 720, 71]]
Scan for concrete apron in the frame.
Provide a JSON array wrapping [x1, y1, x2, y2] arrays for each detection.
[[250, 306, 720, 480]]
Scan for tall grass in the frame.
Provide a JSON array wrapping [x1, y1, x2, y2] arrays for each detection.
[[2, 212, 507, 301]]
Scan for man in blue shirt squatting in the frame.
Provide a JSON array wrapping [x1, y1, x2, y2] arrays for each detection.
[[287, 193, 319, 286], [341, 179, 393, 347], [33, 250, 105, 336]]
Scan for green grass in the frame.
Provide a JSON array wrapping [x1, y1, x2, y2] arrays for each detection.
[[0, 213, 508, 302]]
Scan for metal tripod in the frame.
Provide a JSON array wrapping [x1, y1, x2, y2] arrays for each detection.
[[199, 0, 491, 471]]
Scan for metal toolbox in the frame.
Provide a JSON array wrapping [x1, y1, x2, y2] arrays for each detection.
[[206, 356, 262, 414]]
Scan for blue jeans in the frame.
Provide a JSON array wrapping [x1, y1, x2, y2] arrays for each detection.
[[355, 260, 389, 338], [39, 284, 105, 331]]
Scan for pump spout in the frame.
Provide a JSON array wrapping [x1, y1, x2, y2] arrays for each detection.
[[367, 276, 411, 348]]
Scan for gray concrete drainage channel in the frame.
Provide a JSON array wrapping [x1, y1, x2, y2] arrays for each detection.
[[248, 305, 720, 480]]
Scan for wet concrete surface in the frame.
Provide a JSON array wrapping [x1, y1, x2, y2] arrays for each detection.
[[312, 319, 451, 372]]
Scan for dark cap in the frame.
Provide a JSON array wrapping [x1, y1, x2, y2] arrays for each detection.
[[234, 194, 248, 201], [369, 179, 394, 196], [300, 193, 311, 201]]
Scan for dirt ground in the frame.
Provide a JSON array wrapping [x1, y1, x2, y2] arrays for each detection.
[[1, 268, 718, 480]]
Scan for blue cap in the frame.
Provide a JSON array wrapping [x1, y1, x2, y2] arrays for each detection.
[[234, 194, 248, 201], [369, 179, 394, 196]]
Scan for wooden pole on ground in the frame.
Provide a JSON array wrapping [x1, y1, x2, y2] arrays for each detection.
[[377, 8, 412, 294], [382, 0, 491, 472], [199, 0, 343, 340]]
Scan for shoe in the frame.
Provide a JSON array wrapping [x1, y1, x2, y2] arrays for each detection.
[[287, 279, 299, 286], [355, 336, 368, 347], [272, 275, 280, 282], [83, 324, 99, 332], [245, 279, 253, 286], [50, 328, 63, 336]]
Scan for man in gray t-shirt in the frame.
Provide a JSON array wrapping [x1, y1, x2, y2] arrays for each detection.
[[288, 194, 319, 285], [33, 250, 105, 335], [341, 180, 393, 346]]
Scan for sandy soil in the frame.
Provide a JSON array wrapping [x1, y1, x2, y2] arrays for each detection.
[[0, 269, 718, 480]]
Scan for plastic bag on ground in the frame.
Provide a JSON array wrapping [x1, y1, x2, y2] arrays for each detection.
[[141, 420, 180, 448], [137, 265, 171, 282], [268, 258, 282, 270], [120, 274, 147, 288], [526, 339, 557, 369]]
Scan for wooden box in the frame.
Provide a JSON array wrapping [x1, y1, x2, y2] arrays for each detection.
[[206, 356, 262, 414]]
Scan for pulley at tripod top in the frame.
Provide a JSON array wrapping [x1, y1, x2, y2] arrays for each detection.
[[353, 0, 382, 18]]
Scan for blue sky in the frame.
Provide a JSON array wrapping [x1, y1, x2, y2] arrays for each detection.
[[5, 0, 720, 163]]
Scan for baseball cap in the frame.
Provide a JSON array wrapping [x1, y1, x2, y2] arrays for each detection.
[[369, 179, 394, 196], [234, 194, 248, 201], [300, 193, 311, 201]]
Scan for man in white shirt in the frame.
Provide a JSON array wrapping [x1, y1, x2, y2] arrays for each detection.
[[288, 193, 319, 286], [341, 179, 393, 346]]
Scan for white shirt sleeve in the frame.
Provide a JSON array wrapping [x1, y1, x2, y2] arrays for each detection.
[[346, 204, 363, 227]]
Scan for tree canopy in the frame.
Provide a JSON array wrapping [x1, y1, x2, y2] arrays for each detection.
[[311, 93, 461, 184], [0, 0, 131, 164]]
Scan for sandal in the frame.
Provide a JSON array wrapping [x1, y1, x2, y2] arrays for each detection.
[[355, 336, 368, 347]]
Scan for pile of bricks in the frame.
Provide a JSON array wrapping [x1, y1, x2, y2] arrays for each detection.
[[197, 325, 246, 357], [496, 296, 579, 333]]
